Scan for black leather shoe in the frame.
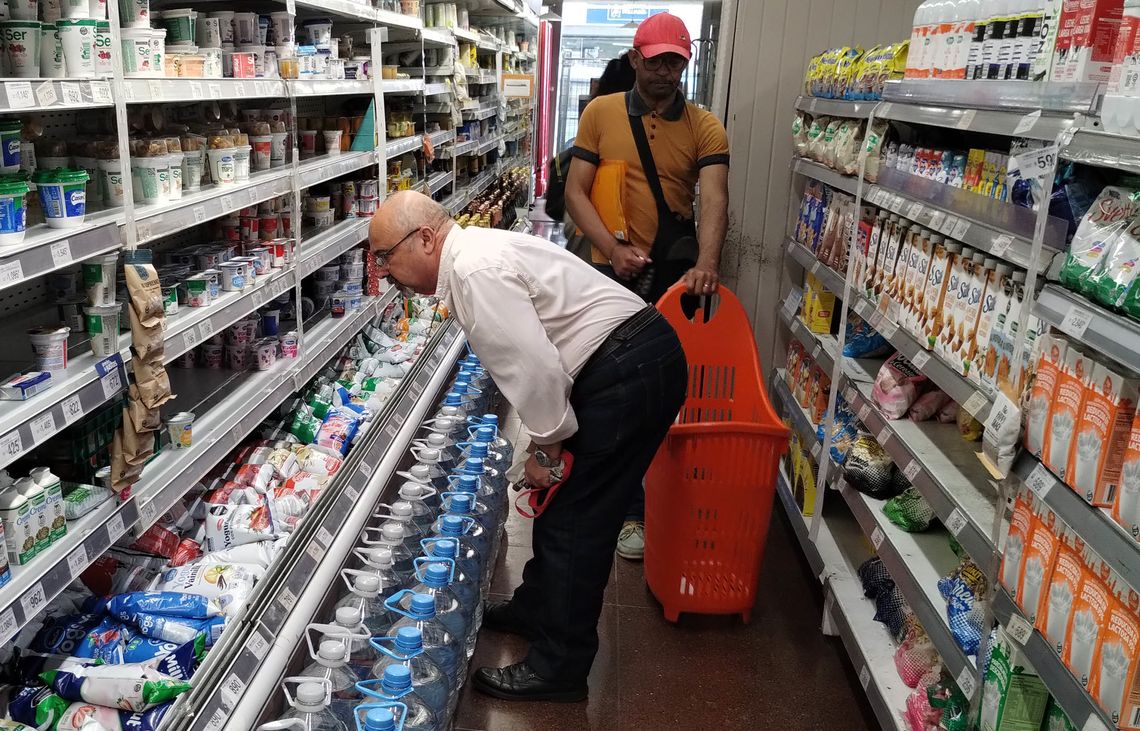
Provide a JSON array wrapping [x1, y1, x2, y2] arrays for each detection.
[[473, 661, 588, 702], [482, 601, 535, 638]]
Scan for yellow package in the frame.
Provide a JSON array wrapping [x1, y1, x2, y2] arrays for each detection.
[[805, 53, 823, 95], [792, 435, 817, 516], [834, 46, 865, 100], [853, 45, 882, 100], [882, 41, 910, 91], [802, 272, 836, 334]]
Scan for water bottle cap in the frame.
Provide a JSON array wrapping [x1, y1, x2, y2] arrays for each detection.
[[318, 639, 345, 662], [410, 593, 436, 616], [362, 546, 393, 568], [409, 465, 431, 480], [426, 433, 447, 447], [399, 482, 425, 499], [394, 626, 423, 651], [390, 501, 413, 518], [476, 426, 495, 442], [381, 522, 405, 542], [444, 392, 462, 406], [419, 448, 441, 462], [296, 681, 327, 705], [432, 538, 457, 558], [382, 664, 413, 692], [481, 414, 498, 426], [335, 606, 361, 627], [457, 474, 479, 492], [440, 515, 465, 534], [448, 493, 473, 513], [424, 563, 450, 586], [355, 574, 381, 594], [454, 374, 471, 385], [469, 443, 488, 457], [438, 406, 460, 417], [435, 416, 457, 431], [453, 384, 468, 395], [365, 708, 396, 731]]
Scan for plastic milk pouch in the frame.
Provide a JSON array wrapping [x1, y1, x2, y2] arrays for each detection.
[[1018, 504, 1061, 623], [1070, 360, 1140, 507], [1090, 584, 1140, 728], [978, 625, 1050, 731], [1001, 491, 1034, 600], [1114, 411, 1140, 539], [1087, 212, 1140, 309], [1042, 347, 1091, 483], [1063, 553, 1114, 688], [1025, 334, 1069, 458], [1038, 528, 1085, 655], [1060, 186, 1139, 294]]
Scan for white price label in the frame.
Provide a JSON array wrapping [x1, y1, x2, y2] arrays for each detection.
[[148, 80, 162, 99], [910, 349, 931, 369], [208, 83, 222, 98], [945, 508, 968, 536], [0, 260, 24, 285], [190, 81, 203, 100], [929, 211, 946, 230], [859, 665, 871, 690], [67, 545, 88, 579], [61, 395, 83, 425], [221, 672, 247, 708], [35, 80, 57, 107], [811, 341, 822, 360], [29, 412, 56, 446], [90, 81, 111, 104], [220, 195, 234, 212], [956, 667, 977, 699], [956, 109, 978, 130], [951, 219, 971, 241], [857, 403, 872, 423], [286, 0, 296, 14], [0, 609, 17, 646], [906, 201, 924, 220], [60, 82, 82, 106], [938, 215, 958, 236], [962, 390, 988, 418], [904, 459, 921, 481], [1012, 144, 1058, 184], [1013, 109, 1042, 135], [878, 102, 893, 118], [810, 440, 822, 460], [784, 290, 803, 317], [100, 367, 122, 399], [105, 513, 124, 543], [876, 426, 891, 446], [1082, 715, 1112, 731], [345, 486, 360, 501], [206, 708, 227, 730], [870, 526, 885, 549], [20, 582, 46, 619], [1060, 305, 1093, 339], [139, 500, 157, 525], [248, 630, 270, 660], [1006, 612, 1034, 645], [360, 461, 374, 477], [880, 318, 899, 339], [6, 81, 34, 109], [1025, 462, 1054, 499], [0, 431, 23, 461], [233, 82, 246, 97], [810, 260, 821, 278], [306, 541, 325, 563], [278, 586, 297, 611], [199, 320, 214, 340], [49, 240, 71, 268], [183, 328, 199, 352], [192, 206, 207, 223], [316, 526, 333, 547], [991, 234, 1014, 258]]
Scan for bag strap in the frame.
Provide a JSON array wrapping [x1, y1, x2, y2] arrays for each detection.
[[627, 107, 673, 220]]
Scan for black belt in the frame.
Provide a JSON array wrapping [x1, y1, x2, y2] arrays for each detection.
[[586, 306, 662, 366]]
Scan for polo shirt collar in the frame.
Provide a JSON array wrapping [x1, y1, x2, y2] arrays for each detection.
[[626, 87, 685, 122], [433, 223, 462, 305]]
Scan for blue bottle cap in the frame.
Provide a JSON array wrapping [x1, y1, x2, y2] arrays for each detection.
[[452, 383, 468, 395], [475, 426, 495, 442], [457, 475, 479, 493], [394, 626, 422, 652], [424, 563, 449, 587], [454, 373, 471, 385], [382, 664, 413, 693], [469, 443, 488, 458], [365, 708, 396, 731], [410, 593, 435, 617], [464, 355, 480, 366], [449, 493, 473, 513], [444, 392, 462, 406], [481, 414, 497, 426], [432, 538, 457, 558], [464, 457, 484, 472], [440, 515, 465, 535]]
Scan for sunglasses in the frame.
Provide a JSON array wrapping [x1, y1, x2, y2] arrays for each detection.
[[635, 50, 688, 72]]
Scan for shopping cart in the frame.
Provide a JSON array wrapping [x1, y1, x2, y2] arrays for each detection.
[[644, 283, 791, 623]]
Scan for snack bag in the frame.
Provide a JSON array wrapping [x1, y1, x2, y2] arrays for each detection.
[[1025, 334, 1069, 457], [1042, 347, 1091, 483], [1059, 186, 1139, 294], [937, 558, 989, 656], [1070, 360, 1140, 506], [792, 112, 811, 157]]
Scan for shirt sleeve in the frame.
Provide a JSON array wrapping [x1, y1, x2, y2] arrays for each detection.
[[696, 113, 730, 169], [452, 266, 578, 444], [570, 100, 601, 165]]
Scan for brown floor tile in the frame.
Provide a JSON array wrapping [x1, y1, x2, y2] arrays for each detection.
[[613, 555, 655, 608], [488, 539, 617, 606]]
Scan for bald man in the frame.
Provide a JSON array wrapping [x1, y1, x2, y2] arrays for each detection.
[[370, 191, 687, 702]]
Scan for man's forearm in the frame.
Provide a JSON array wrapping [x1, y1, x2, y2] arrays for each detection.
[[566, 188, 619, 259], [697, 196, 727, 269]]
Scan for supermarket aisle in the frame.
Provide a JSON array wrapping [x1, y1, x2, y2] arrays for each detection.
[[454, 414, 877, 731]]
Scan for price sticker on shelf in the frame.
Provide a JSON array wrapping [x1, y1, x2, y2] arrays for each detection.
[[106, 513, 125, 543], [49, 240, 71, 268], [0, 260, 24, 285], [306, 541, 325, 564], [858, 665, 871, 690], [870, 526, 885, 549], [0, 609, 17, 646], [35, 81, 57, 107], [951, 218, 971, 240], [929, 211, 946, 231], [955, 109, 977, 130], [220, 195, 234, 212], [148, 80, 162, 100], [0, 431, 24, 462], [845, 385, 858, 403], [910, 349, 931, 370], [67, 545, 88, 580], [205, 708, 227, 730], [100, 365, 122, 399], [316, 526, 333, 548], [233, 82, 246, 97], [190, 81, 203, 100], [938, 215, 958, 236], [248, 630, 270, 660], [783, 290, 803, 318], [90, 81, 111, 104], [1006, 612, 1034, 645], [60, 82, 82, 106], [208, 83, 221, 98], [199, 320, 214, 341], [29, 412, 56, 446], [811, 341, 822, 360], [1082, 716, 1112, 731], [61, 395, 83, 425], [945, 508, 968, 537], [278, 586, 297, 611], [906, 201, 924, 220], [220, 673, 247, 708], [1060, 304, 1093, 339], [183, 328, 199, 352], [139, 500, 157, 525], [876, 425, 891, 446], [6, 81, 34, 109], [904, 459, 921, 482], [956, 667, 977, 699], [991, 233, 1014, 258], [1025, 462, 1054, 499], [810, 260, 821, 278], [1013, 109, 1042, 135], [192, 206, 207, 224], [962, 390, 988, 419], [810, 440, 822, 460], [857, 403, 872, 423], [20, 583, 46, 620], [345, 486, 360, 501]]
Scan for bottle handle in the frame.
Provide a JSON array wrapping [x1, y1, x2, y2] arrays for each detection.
[[430, 515, 476, 536], [353, 701, 409, 731], [368, 634, 420, 661], [382, 589, 417, 619], [394, 470, 428, 484], [280, 676, 332, 710], [304, 623, 353, 663], [340, 566, 377, 594], [413, 555, 456, 583]]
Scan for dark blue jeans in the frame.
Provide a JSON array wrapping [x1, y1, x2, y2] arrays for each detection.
[[509, 312, 686, 681]]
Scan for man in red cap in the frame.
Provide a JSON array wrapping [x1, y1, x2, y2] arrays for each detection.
[[564, 11, 729, 563]]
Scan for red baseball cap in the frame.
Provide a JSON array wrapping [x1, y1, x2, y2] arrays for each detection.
[[633, 12, 692, 61]]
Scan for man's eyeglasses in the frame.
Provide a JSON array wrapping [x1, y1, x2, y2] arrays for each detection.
[[636, 51, 688, 73], [375, 226, 421, 266]]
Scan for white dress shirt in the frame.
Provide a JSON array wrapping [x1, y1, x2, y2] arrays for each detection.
[[435, 224, 646, 443]]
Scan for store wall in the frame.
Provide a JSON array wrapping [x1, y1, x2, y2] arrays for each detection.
[[719, 0, 921, 372]]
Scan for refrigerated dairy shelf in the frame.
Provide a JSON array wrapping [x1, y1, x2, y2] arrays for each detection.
[[0, 217, 121, 294], [1035, 283, 1140, 377], [794, 94, 877, 119], [289, 78, 374, 97], [1060, 128, 1140, 177], [873, 98, 1077, 142], [385, 134, 423, 159], [0, 79, 113, 111], [298, 218, 371, 279], [791, 157, 860, 196], [122, 78, 287, 103], [421, 27, 456, 47], [382, 79, 426, 95], [297, 150, 378, 189], [427, 170, 455, 195], [880, 79, 1101, 116]]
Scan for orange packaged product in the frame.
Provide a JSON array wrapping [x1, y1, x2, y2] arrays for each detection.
[[1112, 410, 1140, 539], [1070, 360, 1140, 507], [1037, 526, 1086, 656], [1063, 553, 1115, 689], [810, 366, 831, 424], [786, 340, 805, 390], [1017, 503, 1061, 624], [1025, 334, 1069, 458], [1042, 348, 1091, 485], [1000, 490, 1034, 601], [1090, 584, 1140, 728]]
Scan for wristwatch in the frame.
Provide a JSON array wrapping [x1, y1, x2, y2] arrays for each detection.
[[534, 448, 560, 469]]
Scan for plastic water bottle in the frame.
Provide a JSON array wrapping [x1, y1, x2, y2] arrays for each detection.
[[449, 383, 482, 415], [466, 414, 514, 466], [334, 570, 397, 636], [361, 523, 417, 578], [464, 428, 510, 476], [331, 607, 380, 680], [374, 502, 425, 544], [455, 454, 506, 515], [297, 635, 364, 726], [439, 392, 468, 420], [445, 476, 499, 562], [368, 628, 451, 721], [356, 666, 441, 731], [421, 538, 480, 656], [396, 482, 439, 531], [424, 523, 483, 602], [431, 495, 492, 577], [401, 561, 467, 673], [351, 704, 404, 731], [260, 678, 347, 731], [413, 433, 461, 473], [399, 450, 449, 495], [385, 591, 462, 691], [353, 544, 412, 591], [452, 375, 489, 414]]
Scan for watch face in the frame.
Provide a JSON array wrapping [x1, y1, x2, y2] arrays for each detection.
[[535, 450, 556, 467]]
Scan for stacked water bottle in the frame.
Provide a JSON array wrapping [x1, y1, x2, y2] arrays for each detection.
[[257, 352, 516, 731]]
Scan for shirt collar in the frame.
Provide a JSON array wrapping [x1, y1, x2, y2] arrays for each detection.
[[433, 224, 462, 306], [626, 87, 686, 122]]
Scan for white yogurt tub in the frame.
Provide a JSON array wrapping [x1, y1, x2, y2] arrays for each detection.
[[232, 144, 251, 181], [83, 304, 118, 356], [0, 176, 30, 247], [165, 411, 194, 448], [28, 326, 70, 371], [33, 168, 88, 228], [119, 26, 156, 75], [82, 251, 117, 305], [56, 18, 98, 77], [1, 21, 42, 77], [117, 0, 149, 28], [218, 260, 244, 291], [206, 146, 235, 186]]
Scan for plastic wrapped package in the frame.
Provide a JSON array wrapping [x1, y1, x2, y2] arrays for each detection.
[[792, 112, 811, 157], [883, 487, 936, 531], [907, 390, 949, 422], [844, 313, 892, 358], [1059, 186, 1140, 295], [843, 434, 903, 499], [872, 353, 929, 419], [895, 631, 941, 689], [956, 408, 983, 442], [149, 563, 259, 617], [937, 558, 989, 656], [875, 583, 909, 638], [904, 686, 940, 731], [857, 556, 894, 599], [204, 503, 278, 552], [41, 661, 192, 712], [30, 695, 172, 731]]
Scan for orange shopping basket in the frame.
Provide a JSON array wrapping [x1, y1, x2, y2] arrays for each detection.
[[644, 283, 791, 623]]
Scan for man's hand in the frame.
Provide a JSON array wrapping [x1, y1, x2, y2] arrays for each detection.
[[524, 453, 555, 488], [682, 263, 720, 295], [610, 243, 651, 280]]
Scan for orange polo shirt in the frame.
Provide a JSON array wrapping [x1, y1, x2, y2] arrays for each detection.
[[571, 89, 729, 264]]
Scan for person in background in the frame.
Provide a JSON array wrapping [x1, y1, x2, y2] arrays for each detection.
[[369, 191, 687, 701], [565, 11, 730, 561]]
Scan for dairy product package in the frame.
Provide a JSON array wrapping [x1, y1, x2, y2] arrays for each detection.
[[1042, 347, 1091, 483], [31, 695, 172, 731], [1051, 0, 1125, 83], [62, 484, 115, 519], [1062, 553, 1114, 688], [967, 261, 1007, 387], [1025, 334, 1069, 457], [149, 562, 258, 617], [99, 591, 224, 619], [977, 625, 1050, 731], [1090, 584, 1140, 728], [1069, 360, 1140, 506], [1018, 504, 1061, 623], [204, 502, 278, 552], [1087, 213, 1140, 308], [42, 661, 192, 711], [1060, 186, 1139, 293], [1113, 410, 1140, 538], [792, 112, 810, 156], [1001, 492, 1034, 600], [920, 241, 957, 348]]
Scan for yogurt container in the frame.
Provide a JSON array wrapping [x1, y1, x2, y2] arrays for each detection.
[[299, 129, 317, 159], [231, 256, 257, 285], [231, 49, 256, 77], [38, 155, 70, 171], [73, 155, 99, 204], [303, 18, 332, 49], [174, 348, 194, 368], [131, 156, 162, 203], [159, 8, 195, 45], [118, 26, 155, 75], [269, 131, 287, 168], [322, 129, 343, 155], [209, 10, 233, 44], [82, 252, 117, 305], [316, 264, 338, 281], [201, 268, 220, 298], [206, 147, 236, 186], [233, 11, 257, 45], [279, 330, 298, 358], [182, 148, 204, 192], [247, 246, 270, 274], [161, 283, 178, 314], [38, 23, 65, 78], [57, 18, 98, 77], [250, 135, 272, 171], [59, 0, 89, 19], [7, 0, 37, 20], [0, 488, 35, 565], [219, 260, 244, 291], [0, 176, 29, 247], [232, 144, 251, 181], [33, 168, 87, 228], [201, 342, 222, 368], [200, 46, 222, 77], [186, 274, 209, 305], [83, 303, 118, 356], [331, 291, 346, 318], [167, 151, 183, 198], [196, 14, 220, 48], [28, 325, 70, 371], [2, 21, 42, 77], [98, 157, 123, 205], [253, 339, 275, 370], [0, 122, 20, 174], [261, 307, 280, 336], [117, 0, 149, 28], [269, 11, 293, 46], [93, 20, 111, 74], [268, 238, 287, 268], [225, 343, 247, 370], [165, 411, 194, 448]]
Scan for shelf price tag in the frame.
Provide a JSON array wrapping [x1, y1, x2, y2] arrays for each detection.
[[61, 395, 83, 425], [1060, 305, 1093, 339], [951, 218, 971, 240], [49, 240, 71, 268], [190, 81, 203, 100], [929, 211, 945, 230], [248, 629, 270, 660], [205, 708, 227, 730], [938, 215, 958, 236], [0, 260, 24, 285], [182, 328, 199, 352], [1013, 109, 1042, 135], [955, 667, 977, 699], [0, 431, 23, 462], [1006, 612, 1034, 645], [870, 526, 885, 549], [904, 459, 921, 482], [29, 412, 56, 446], [220, 673, 247, 708], [991, 234, 1014, 258], [60, 82, 82, 106], [1082, 716, 1111, 731], [906, 201, 924, 221], [90, 81, 112, 104], [857, 403, 872, 423], [6, 81, 34, 109], [876, 426, 891, 446], [106, 513, 125, 543], [962, 390, 988, 419], [220, 195, 234, 212], [278, 586, 297, 611], [1025, 462, 1054, 499], [910, 349, 931, 370], [0, 609, 17, 646], [67, 545, 88, 580], [192, 206, 207, 223], [35, 81, 57, 107], [810, 440, 822, 460], [345, 486, 360, 501], [148, 80, 162, 100], [858, 665, 871, 690], [20, 582, 46, 620], [208, 83, 222, 98], [100, 366, 122, 399], [945, 508, 968, 536], [955, 109, 977, 130], [199, 320, 214, 341], [233, 82, 246, 97], [306, 541, 325, 564], [316, 526, 333, 548]]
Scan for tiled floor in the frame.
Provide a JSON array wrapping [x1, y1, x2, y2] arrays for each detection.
[[454, 412, 878, 731]]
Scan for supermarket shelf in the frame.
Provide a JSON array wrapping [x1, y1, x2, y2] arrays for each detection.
[[778, 303, 838, 377], [1061, 128, 1140, 176], [424, 82, 451, 96], [882, 79, 1101, 116], [409, 65, 456, 77], [776, 467, 823, 578], [382, 79, 425, 95], [296, 150, 377, 190], [992, 589, 1115, 731], [476, 38, 500, 53], [849, 295, 995, 424], [875, 99, 1078, 141], [1012, 451, 1140, 593], [771, 371, 822, 457], [838, 477, 979, 700], [785, 237, 846, 295], [298, 217, 370, 279], [295, 0, 381, 21], [868, 167, 1068, 268], [122, 78, 285, 104], [451, 138, 478, 156], [426, 169, 455, 195], [463, 106, 498, 121], [426, 128, 456, 147], [0, 217, 121, 294], [453, 27, 479, 43], [375, 7, 424, 29], [161, 266, 295, 365], [385, 134, 423, 159], [792, 157, 859, 196], [420, 27, 456, 47], [476, 134, 502, 154], [466, 69, 498, 84], [794, 95, 877, 119], [1036, 283, 1140, 376], [288, 78, 373, 97], [0, 79, 113, 111], [133, 167, 294, 245]]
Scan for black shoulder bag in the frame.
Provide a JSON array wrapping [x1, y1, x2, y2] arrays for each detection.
[[627, 111, 699, 303]]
